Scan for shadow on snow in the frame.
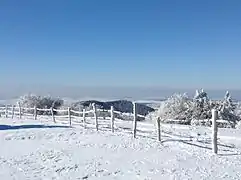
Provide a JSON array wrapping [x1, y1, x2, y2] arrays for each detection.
[[0, 124, 71, 131]]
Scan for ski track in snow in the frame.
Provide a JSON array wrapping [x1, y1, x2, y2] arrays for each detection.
[[1, 117, 241, 180]]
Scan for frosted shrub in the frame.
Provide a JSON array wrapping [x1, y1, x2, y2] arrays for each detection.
[[157, 93, 192, 124], [235, 102, 241, 118], [18, 94, 63, 115], [146, 110, 159, 125], [18, 94, 40, 108], [236, 120, 241, 129], [154, 89, 240, 128], [190, 119, 211, 127], [218, 91, 239, 122], [191, 90, 239, 127], [191, 89, 213, 120], [234, 102, 241, 128]]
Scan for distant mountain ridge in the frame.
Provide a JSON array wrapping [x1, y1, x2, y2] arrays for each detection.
[[71, 100, 155, 116]]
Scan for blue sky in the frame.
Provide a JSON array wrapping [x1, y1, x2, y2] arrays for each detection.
[[0, 0, 241, 93]]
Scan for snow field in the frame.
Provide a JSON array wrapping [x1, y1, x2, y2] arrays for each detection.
[[0, 117, 241, 179]]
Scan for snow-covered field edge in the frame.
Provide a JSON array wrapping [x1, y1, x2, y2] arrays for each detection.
[[1, 116, 241, 179]]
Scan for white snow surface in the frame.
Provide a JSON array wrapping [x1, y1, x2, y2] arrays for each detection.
[[1, 117, 241, 180]]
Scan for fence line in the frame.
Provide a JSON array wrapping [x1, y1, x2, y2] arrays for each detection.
[[0, 102, 144, 137], [37, 108, 50, 112], [53, 108, 68, 112], [70, 109, 83, 114], [0, 106, 141, 118], [0, 103, 219, 154]]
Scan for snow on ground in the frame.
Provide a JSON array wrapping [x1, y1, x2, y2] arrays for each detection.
[[1, 117, 241, 180]]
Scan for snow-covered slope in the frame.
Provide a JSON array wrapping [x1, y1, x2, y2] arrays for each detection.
[[0, 117, 241, 179]]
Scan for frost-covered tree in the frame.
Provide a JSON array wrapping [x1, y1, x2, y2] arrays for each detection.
[[219, 91, 239, 122], [235, 102, 241, 118], [221, 91, 236, 112], [152, 89, 240, 127], [157, 93, 192, 124], [191, 88, 214, 120], [17, 94, 63, 115]]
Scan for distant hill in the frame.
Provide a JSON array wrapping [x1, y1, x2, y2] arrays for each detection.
[[71, 100, 155, 116]]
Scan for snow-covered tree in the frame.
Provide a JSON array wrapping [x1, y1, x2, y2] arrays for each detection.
[[152, 89, 240, 128], [235, 102, 241, 118], [236, 119, 241, 129], [17, 94, 63, 115], [221, 91, 236, 112], [219, 91, 239, 122], [194, 89, 200, 99], [191, 89, 214, 120], [157, 93, 192, 124]]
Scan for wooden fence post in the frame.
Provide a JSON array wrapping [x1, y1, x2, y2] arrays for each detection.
[[103, 109, 106, 120], [110, 106, 114, 132], [5, 105, 8, 118], [157, 117, 161, 142], [212, 109, 218, 154], [11, 105, 15, 119], [92, 103, 98, 131], [18, 102, 22, 119], [83, 109, 86, 128], [68, 107, 72, 126], [51, 107, 55, 123], [79, 107, 82, 123], [133, 102, 137, 138], [34, 106, 37, 120]]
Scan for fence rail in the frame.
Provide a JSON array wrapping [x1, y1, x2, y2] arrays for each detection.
[[0, 103, 220, 154], [0, 102, 146, 136]]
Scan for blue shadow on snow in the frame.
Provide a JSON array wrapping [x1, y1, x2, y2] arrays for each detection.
[[0, 124, 71, 130]]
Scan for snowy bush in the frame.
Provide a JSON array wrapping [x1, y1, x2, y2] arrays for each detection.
[[218, 91, 239, 122], [235, 120, 241, 129], [156, 93, 193, 124], [235, 102, 241, 118], [191, 119, 235, 128], [17, 94, 63, 115], [190, 119, 211, 127], [191, 90, 215, 120], [146, 110, 159, 124], [189, 90, 239, 127], [154, 89, 240, 127]]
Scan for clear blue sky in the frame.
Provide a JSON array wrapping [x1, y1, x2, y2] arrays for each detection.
[[1, 0, 241, 90]]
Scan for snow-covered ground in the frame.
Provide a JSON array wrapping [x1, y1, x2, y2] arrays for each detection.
[[1, 117, 241, 180]]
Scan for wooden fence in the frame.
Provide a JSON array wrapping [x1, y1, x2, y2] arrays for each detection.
[[0, 102, 146, 138], [0, 103, 219, 154]]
